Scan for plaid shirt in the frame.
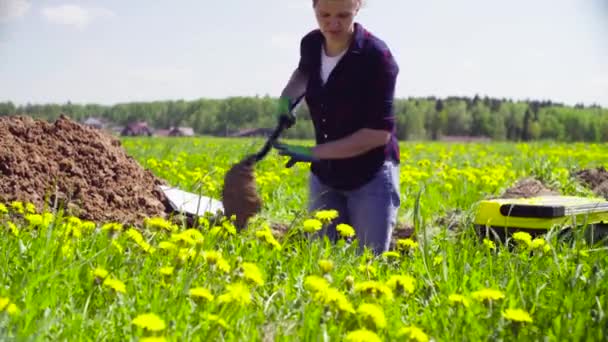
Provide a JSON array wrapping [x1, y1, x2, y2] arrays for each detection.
[[298, 22, 400, 191]]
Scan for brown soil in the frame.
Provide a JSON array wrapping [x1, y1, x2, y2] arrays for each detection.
[[574, 167, 608, 198], [498, 177, 560, 198], [221, 155, 263, 230], [0, 115, 171, 225]]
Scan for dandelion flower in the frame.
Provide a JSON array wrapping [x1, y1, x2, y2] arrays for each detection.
[[336, 223, 356, 238], [158, 266, 174, 276], [132, 313, 166, 332], [398, 326, 430, 342], [354, 281, 394, 301], [103, 278, 127, 294], [397, 238, 418, 251], [158, 241, 177, 252], [93, 267, 109, 280], [448, 294, 469, 307], [344, 329, 382, 342], [101, 222, 124, 233], [144, 217, 178, 232], [10, 201, 24, 214], [6, 303, 19, 315], [318, 259, 334, 274], [344, 275, 355, 290], [530, 238, 546, 250], [386, 275, 415, 294], [314, 287, 355, 314], [304, 275, 330, 292], [314, 209, 339, 223], [382, 251, 401, 260], [7, 221, 19, 237], [140, 337, 166, 342], [303, 219, 323, 233], [255, 228, 281, 250], [189, 287, 214, 302], [241, 262, 264, 286], [512, 231, 532, 247], [0, 203, 7, 215], [472, 288, 505, 302], [483, 238, 496, 250], [218, 282, 251, 307], [502, 308, 533, 323], [356, 303, 387, 330]]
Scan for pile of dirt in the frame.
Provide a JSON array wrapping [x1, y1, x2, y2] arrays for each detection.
[[0, 115, 172, 225], [574, 167, 608, 199], [499, 177, 560, 198]]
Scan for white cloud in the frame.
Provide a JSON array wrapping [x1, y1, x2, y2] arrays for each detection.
[[41, 4, 115, 29], [0, 0, 31, 22]]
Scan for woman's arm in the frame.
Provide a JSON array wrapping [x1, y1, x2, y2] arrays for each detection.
[[312, 128, 391, 159]]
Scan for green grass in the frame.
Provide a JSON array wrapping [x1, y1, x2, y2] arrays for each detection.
[[1, 139, 607, 341]]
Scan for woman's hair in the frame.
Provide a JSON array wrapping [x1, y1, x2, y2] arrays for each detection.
[[312, 0, 364, 8]]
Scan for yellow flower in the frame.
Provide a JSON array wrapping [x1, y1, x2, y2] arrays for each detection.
[[157, 267, 173, 277], [103, 278, 127, 294], [189, 287, 215, 302], [314, 287, 355, 314], [217, 282, 251, 307], [357, 264, 377, 277], [398, 326, 430, 342], [318, 259, 334, 274], [397, 238, 418, 251], [386, 275, 415, 294], [241, 262, 264, 286], [93, 267, 109, 280], [344, 329, 382, 342], [203, 251, 231, 273], [140, 337, 167, 342], [512, 231, 532, 247], [303, 219, 323, 233], [158, 241, 177, 252], [336, 223, 356, 238], [483, 238, 496, 250], [10, 201, 24, 214], [101, 222, 124, 233], [132, 313, 166, 332], [472, 288, 505, 302], [144, 217, 178, 232], [502, 308, 533, 323], [354, 281, 394, 301], [448, 294, 469, 307], [0, 203, 7, 215], [304, 275, 330, 292], [382, 251, 401, 260], [433, 255, 443, 266], [6, 303, 19, 315], [314, 209, 339, 223], [255, 228, 281, 250], [356, 303, 387, 330], [7, 221, 19, 237], [530, 238, 546, 250], [182, 228, 204, 244]]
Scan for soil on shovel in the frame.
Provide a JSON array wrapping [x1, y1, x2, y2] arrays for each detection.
[[574, 167, 608, 199], [221, 155, 263, 230], [0, 115, 171, 225]]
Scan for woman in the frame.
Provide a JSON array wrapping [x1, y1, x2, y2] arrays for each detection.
[[274, 0, 401, 255]]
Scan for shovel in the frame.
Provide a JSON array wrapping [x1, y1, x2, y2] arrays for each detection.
[[160, 95, 303, 225]]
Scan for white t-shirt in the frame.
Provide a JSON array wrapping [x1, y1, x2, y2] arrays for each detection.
[[320, 45, 347, 85]]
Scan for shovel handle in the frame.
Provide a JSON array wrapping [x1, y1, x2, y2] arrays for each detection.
[[254, 94, 305, 162]]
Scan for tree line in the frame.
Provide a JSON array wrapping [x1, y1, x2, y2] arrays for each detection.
[[1, 95, 606, 142]]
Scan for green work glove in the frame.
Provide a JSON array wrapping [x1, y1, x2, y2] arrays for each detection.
[[277, 96, 296, 129], [272, 141, 319, 168]]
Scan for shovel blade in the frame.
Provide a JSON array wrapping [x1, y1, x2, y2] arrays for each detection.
[[160, 185, 224, 216]]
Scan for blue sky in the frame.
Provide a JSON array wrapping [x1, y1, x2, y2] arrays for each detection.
[[1, 0, 607, 107]]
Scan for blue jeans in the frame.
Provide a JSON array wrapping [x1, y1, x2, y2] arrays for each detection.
[[308, 160, 401, 255]]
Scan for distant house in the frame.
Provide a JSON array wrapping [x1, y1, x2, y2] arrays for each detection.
[[121, 121, 153, 136], [82, 116, 109, 129], [168, 127, 195, 137], [154, 126, 195, 137]]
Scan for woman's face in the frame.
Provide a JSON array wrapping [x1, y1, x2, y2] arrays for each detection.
[[314, 0, 360, 44]]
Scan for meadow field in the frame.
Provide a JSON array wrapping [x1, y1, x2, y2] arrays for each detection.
[[1, 137, 607, 341]]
